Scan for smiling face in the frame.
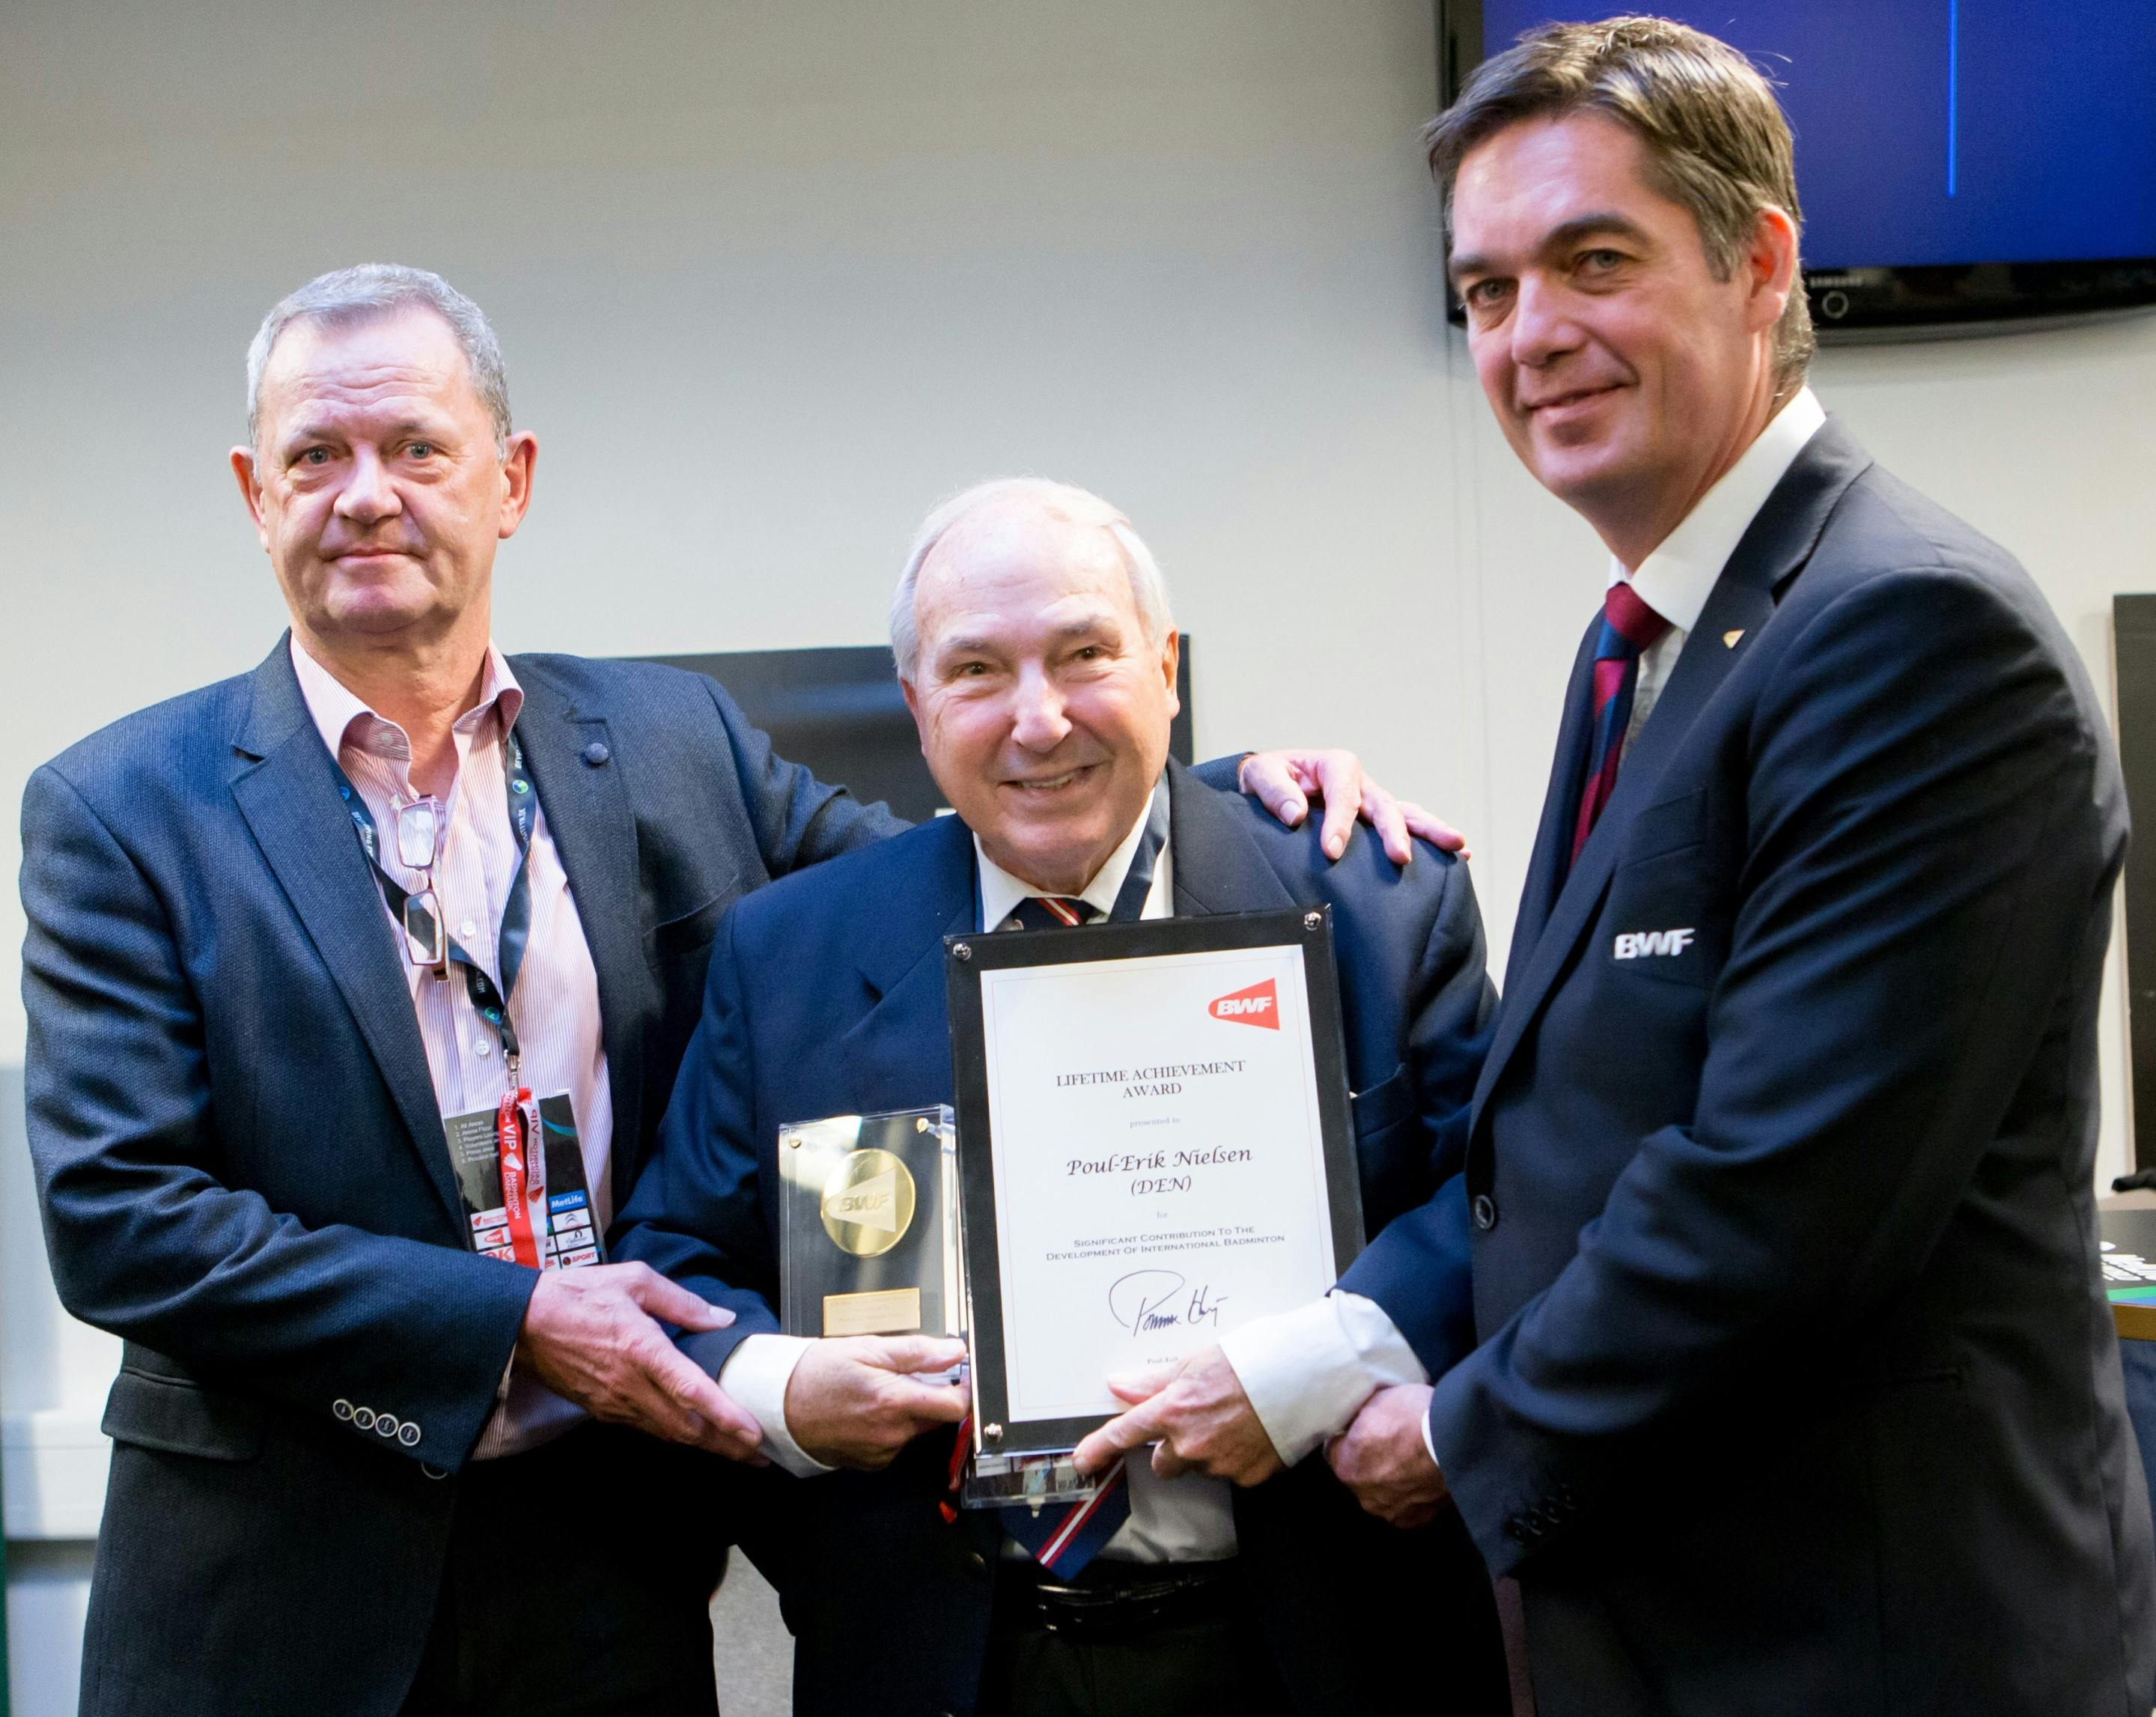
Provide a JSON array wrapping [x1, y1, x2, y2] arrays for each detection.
[[1448, 112, 1792, 566], [233, 307, 534, 655], [902, 499, 1179, 896]]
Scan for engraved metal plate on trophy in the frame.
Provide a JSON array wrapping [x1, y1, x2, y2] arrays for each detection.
[[779, 1106, 962, 1340]]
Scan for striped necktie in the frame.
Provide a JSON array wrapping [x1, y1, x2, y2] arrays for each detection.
[[1570, 580, 1672, 863], [946, 797, 1171, 1574], [1008, 893, 1100, 932], [947, 889, 1136, 1575]]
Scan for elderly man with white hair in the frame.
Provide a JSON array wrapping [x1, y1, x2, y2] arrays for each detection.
[[22, 266, 1437, 1717], [613, 478, 1511, 1717]]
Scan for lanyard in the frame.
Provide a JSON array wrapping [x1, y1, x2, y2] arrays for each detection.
[[332, 726, 538, 1075]]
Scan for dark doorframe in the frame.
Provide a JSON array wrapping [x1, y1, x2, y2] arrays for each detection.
[[2113, 596, 2156, 1167]]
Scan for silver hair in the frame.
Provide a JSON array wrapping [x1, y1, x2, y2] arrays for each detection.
[[889, 478, 1175, 684], [245, 264, 511, 452]]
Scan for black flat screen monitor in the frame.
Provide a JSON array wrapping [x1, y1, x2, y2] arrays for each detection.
[[1437, 1, 2156, 336]]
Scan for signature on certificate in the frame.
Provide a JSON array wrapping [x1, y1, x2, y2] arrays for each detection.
[[1107, 1269, 1228, 1337]]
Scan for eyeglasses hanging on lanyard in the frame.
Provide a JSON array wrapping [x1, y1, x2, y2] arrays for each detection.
[[386, 794, 450, 970], [332, 729, 539, 1077]]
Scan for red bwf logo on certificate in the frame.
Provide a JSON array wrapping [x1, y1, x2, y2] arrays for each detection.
[[1209, 978, 1279, 1028]]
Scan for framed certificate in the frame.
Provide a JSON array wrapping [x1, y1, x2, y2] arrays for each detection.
[[946, 907, 1364, 1459]]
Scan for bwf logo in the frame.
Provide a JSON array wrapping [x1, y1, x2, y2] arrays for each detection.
[[1614, 928, 1696, 961], [1210, 978, 1279, 1029]]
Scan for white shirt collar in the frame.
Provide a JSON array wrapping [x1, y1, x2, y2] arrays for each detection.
[[975, 777, 1169, 931], [289, 633, 524, 767], [1613, 386, 1827, 635]]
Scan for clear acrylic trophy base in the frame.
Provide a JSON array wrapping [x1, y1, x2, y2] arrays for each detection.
[[960, 1450, 1106, 1512]]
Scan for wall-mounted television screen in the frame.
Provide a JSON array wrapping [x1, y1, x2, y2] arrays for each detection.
[[1437, 1, 2156, 337]]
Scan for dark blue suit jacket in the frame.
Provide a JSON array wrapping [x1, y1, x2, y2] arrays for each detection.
[[614, 758, 1510, 1717], [1388, 421, 2156, 1716], [20, 639, 901, 1717]]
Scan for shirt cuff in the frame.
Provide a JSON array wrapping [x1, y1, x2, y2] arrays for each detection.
[[1422, 1405, 1441, 1471], [1219, 1290, 1428, 1468], [719, 1334, 834, 1478], [467, 1349, 523, 1461]]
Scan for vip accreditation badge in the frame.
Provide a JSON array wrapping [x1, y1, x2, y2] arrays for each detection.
[[820, 1147, 916, 1258], [442, 1092, 602, 1269]]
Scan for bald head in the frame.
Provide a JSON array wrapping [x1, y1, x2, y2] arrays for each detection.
[[894, 478, 1181, 896]]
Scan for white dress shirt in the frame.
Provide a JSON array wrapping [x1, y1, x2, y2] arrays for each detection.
[[1219, 388, 1829, 1468], [290, 637, 613, 1458], [723, 779, 1242, 1561], [1618, 387, 1827, 757]]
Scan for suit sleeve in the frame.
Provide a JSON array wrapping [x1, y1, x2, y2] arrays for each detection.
[[21, 766, 535, 1468], [1337, 851, 1492, 1377], [1428, 565, 2117, 1574], [609, 902, 783, 1379], [705, 677, 910, 875]]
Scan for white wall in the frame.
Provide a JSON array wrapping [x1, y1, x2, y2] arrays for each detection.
[[4, 1, 2153, 1710]]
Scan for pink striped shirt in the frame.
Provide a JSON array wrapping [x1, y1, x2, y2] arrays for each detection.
[[290, 636, 610, 1457]]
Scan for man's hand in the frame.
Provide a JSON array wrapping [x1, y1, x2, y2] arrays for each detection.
[[1071, 1346, 1283, 1486], [514, 1262, 764, 1462], [1238, 750, 1471, 866], [1327, 1383, 1447, 1528], [785, 1336, 969, 1471]]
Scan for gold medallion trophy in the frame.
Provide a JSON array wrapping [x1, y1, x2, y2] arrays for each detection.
[[779, 1107, 961, 1342]]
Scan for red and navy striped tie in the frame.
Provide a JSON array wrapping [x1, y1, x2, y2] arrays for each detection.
[[945, 798, 1170, 1571], [948, 884, 1138, 1570], [953, 890, 1136, 1574], [1570, 580, 1672, 863], [1009, 894, 1098, 932]]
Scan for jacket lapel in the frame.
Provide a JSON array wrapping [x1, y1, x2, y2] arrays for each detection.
[[227, 639, 465, 1229], [1163, 758, 1298, 919], [839, 814, 979, 1098], [508, 660, 649, 1210], [1472, 418, 1877, 1119], [1504, 616, 1601, 997]]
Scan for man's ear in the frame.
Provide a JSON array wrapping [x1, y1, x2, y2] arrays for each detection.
[[1160, 630, 1182, 720], [900, 674, 928, 753], [230, 446, 270, 548], [498, 431, 539, 539], [1745, 205, 1800, 335]]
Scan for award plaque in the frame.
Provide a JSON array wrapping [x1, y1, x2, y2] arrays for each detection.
[[946, 908, 1364, 1462], [779, 1106, 963, 1340]]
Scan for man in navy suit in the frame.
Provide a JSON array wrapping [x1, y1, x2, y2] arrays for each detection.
[[19, 266, 1424, 1717], [612, 478, 1511, 1716], [1085, 19, 2156, 1716]]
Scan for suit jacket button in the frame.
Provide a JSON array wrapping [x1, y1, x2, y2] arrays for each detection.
[[353, 1407, 377, 1431], [1472, 1194, 1499, 1232], [333, 1399, 353, 1421], [963, 1549, 988, 1580], [400, 1422, 421, 1447], [582, 741, 611, 766], [421, 1462, 449, 1480], [376, 1414, 401, 1439]]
